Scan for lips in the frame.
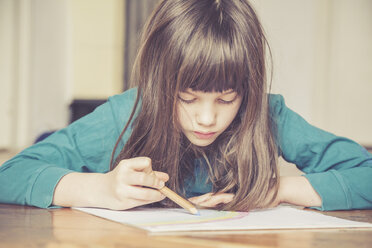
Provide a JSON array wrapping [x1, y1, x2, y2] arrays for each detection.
[[194, 131, 216, 139]]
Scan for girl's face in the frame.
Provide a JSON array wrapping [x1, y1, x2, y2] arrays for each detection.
[[176, 89, 242, 147]]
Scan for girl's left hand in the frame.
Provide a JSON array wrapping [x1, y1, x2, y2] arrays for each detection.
[[188, 192, 234, 208]]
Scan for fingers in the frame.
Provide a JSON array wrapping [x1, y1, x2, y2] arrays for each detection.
[[189, 193, 213, 205], [153, 171, 169, 183], [118, 156, 153, 172], [117, 157, 169, 189], [126, 171, 165, 189], [103, 157, 172, 210], [119, 185, 166, 202], [189, 192, 234, 208], [111, 186, 166, 210]]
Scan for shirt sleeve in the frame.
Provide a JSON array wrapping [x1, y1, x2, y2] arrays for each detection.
[[0, 88, 138, 208], [270, 94, 372, 211]]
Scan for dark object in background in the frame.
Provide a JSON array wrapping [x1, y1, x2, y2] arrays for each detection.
[[34, 99, 106, 144], [34, 131, 55, 143], [69, 99, 106, 123]]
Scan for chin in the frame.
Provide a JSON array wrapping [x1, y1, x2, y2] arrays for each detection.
[[189, 138, 216, 147], [193, 142, 211, 147]]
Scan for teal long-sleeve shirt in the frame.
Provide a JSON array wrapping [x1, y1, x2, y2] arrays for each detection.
[[1, 88, 371, 210]]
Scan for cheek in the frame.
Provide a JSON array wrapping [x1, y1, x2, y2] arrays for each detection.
[[225, 112, 238, 125], [176, 104, 191, 129], [221, 103, 241, 127]]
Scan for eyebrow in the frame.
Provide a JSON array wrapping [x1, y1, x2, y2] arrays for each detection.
[[221, 90, 235, 95]]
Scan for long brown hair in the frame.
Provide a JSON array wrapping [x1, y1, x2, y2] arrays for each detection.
[[111, 0, 279, 211]]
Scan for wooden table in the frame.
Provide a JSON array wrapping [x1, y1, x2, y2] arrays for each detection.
[[1, 204, 372, 248]]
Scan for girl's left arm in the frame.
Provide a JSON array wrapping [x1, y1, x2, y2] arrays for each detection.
[[270, 94, 372, 211], [276, 176, 322, 208]]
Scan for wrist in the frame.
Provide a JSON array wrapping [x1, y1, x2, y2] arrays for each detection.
[[278, 176, 322, 208], [277, 176, 290, 205], [53, 172, 109, 208]]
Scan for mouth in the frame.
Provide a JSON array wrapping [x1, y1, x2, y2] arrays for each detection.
[[193, 131, 216, 140]]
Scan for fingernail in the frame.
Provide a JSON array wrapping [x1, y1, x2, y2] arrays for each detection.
[[159, 181, 165, 188]]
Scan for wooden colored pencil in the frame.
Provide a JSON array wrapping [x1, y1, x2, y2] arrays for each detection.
[[159, 186, 199, 215]]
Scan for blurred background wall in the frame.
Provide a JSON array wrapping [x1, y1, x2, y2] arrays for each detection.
[[0, 0, 371, 151]]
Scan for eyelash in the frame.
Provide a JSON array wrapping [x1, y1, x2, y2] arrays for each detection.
[[178, 98, 195, 104], [218, 99, 235, 105], [178, 97, 236, 105]]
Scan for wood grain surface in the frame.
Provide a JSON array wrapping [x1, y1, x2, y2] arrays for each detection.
[[1, 204, 372, 248]]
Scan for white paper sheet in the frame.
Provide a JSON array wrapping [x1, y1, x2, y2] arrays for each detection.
[[74, 206, 372, 233]]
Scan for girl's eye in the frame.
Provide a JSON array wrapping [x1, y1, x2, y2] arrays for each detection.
[[178, 96, 196, 104], [218, 99, 234, 104], [218, 96, 237, 104]]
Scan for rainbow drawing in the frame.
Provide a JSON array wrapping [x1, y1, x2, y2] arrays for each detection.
[[136, 209, 249, 227]]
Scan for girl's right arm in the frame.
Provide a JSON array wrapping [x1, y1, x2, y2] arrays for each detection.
[[53, 157, 169, 210], [0, 88, 148, 209]]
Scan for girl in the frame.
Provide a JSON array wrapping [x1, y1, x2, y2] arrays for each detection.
[[1, 0, 371, 211]]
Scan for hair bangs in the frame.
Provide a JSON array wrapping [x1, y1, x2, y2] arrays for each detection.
[[176, 22, 248, 94]]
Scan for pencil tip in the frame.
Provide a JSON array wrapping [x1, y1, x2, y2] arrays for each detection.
[[190, 208, 200, 216]]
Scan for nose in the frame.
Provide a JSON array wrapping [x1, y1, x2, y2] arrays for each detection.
[[195, 104, 216, 127]]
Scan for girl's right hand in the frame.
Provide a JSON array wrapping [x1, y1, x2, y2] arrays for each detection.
[[102, 157, 169, 210]]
